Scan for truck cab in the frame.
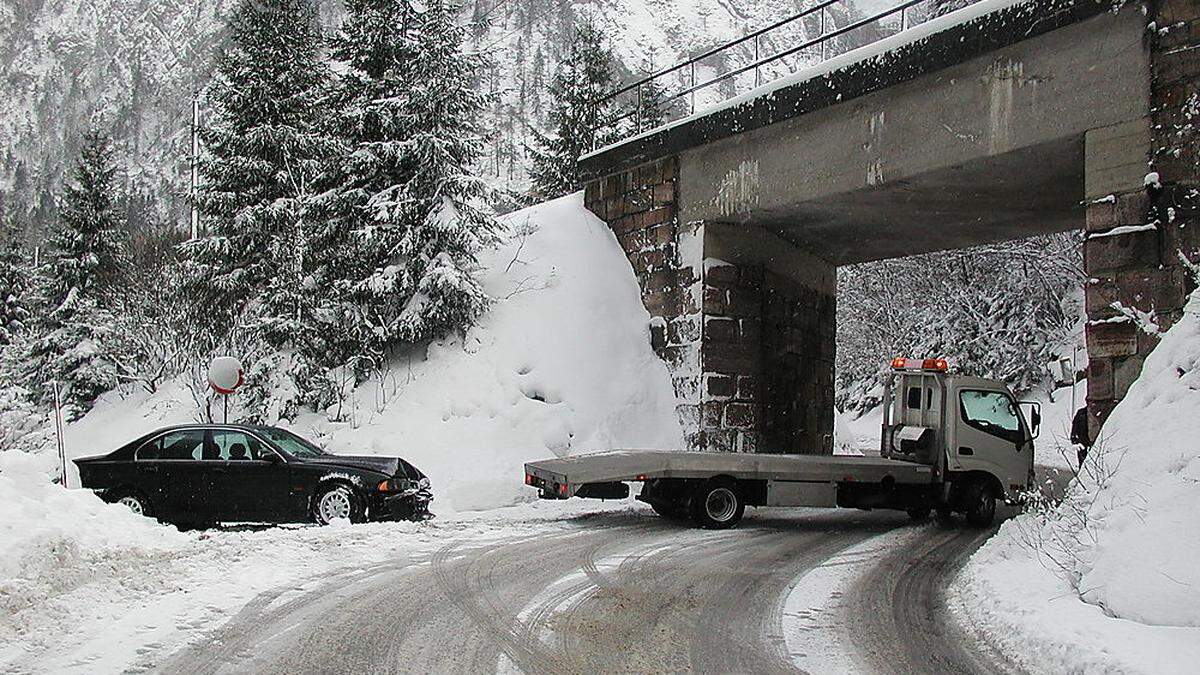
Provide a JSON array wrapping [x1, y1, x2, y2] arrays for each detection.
[[882, 358, 1037, 522]]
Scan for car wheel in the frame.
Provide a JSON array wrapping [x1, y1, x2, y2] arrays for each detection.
[[964, 482, 997, 528], [313, 484, 366, 525], [112, 490, 153, 518], [689, 479, 745, 529]]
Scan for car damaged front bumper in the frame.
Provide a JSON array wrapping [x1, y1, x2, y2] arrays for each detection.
[[370, 478, 434, 521]]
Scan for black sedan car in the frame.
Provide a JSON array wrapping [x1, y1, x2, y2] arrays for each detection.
[[74, 424, 432, 527]]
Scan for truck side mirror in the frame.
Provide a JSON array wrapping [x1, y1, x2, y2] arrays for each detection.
[[1019, 401, 1042, 439]]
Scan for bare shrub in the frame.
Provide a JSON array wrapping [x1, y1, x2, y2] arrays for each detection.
[[1013, 436, 1128, 591]]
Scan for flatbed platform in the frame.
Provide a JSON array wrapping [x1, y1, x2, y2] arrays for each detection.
[[525, 450, 935, 497]]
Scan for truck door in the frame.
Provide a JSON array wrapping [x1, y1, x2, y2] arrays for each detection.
[[950, 388, 1030, 494]]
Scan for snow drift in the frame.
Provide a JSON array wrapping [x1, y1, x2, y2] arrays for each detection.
[[955, 285, 1200, 673]]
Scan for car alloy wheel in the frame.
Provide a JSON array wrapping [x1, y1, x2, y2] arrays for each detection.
[[118, 495, 146, 515], [317, 486, 354, 525]]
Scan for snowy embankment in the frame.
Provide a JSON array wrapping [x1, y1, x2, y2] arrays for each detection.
[[953, 289, 1200, 674], [0, 194, 681, 671]]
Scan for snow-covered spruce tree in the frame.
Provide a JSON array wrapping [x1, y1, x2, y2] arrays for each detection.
[[528, 21, 617, 199], [0, 216, 30, 346], [180, 0, 340, 363], [325, 0, 500, 378], [835, 231, 1084, 414], [630, 76, 672, 135], [24, 127, 126, 415]]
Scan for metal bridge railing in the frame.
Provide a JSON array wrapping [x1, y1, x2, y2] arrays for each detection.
[[593, 0, 979, 150]]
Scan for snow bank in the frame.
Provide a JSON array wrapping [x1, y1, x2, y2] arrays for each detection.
[[58, 193, 681, 513], [284, 193, 683, 511], [0, 450, 190, 654], [954, 288, 1200, 673]]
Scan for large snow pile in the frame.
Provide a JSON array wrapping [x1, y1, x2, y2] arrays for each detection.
[[0, 451, 189, 646], [58, 193, 682, 513], [954, 287, 1200, 673]]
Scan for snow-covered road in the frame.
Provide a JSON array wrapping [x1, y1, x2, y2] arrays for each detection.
[[156, 507, 1021, 675]]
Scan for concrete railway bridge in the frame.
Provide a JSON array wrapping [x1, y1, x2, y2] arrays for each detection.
[[579, 0, 1200, 453]]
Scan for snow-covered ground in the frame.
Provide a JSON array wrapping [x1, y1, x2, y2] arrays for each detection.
[[952, 287, 1200, 674], [0, 445, 640, 672]]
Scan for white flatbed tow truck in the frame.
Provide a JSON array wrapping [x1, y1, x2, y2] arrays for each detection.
[[525, 358, 1040, 529]]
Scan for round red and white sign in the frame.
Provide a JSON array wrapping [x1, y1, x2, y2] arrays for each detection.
[[208, 356, 244, 395]]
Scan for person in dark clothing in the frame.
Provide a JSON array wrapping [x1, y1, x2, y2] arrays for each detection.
[[1070, 407, 1092, 466]]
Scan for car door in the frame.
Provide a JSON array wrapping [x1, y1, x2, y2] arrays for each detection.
[[209, 430, 292, 522], [149, 429, 212, 520]]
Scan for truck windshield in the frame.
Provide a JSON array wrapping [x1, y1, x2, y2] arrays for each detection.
[[959, 390, 1022, 441], [259, 428, 327, 458]]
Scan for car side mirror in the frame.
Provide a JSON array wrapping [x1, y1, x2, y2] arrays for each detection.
[[263, 452, 284, 464]]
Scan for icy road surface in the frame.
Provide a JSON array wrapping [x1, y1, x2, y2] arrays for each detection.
[[160, 508, 1022, 675]]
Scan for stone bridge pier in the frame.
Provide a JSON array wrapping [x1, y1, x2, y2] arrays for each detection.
[[582, 0, 1199, 452]]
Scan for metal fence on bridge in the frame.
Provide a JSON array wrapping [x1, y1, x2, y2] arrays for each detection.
[[592, 0, 983, 150]]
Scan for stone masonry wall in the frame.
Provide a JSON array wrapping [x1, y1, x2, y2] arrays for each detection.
[[584, 158, 836, 454], [700, 263, 835, 454], [1083, 0, 1200, 440]]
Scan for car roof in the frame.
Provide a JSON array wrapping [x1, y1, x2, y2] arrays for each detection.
[[148, 423, 282, 435]]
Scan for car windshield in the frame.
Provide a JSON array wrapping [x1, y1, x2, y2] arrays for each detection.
[[259, 428, 327, 458]]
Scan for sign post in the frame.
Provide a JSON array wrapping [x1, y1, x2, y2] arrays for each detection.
[[52, 380, 67, 488], [207, 357, 245, 422]]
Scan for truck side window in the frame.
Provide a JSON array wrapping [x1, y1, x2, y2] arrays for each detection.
[[907, 388, 923, 409], [907, 388, 935, 410], [959, 390, 1022, 442]]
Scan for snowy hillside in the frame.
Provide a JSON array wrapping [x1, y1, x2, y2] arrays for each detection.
[[44, 194, 681, 512], [953, 283, 1200, 674]]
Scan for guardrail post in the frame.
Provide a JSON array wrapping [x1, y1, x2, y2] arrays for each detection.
[[636, 83, 643, 132], [690, 61, 696, 115], [754, 34, 761, 87], [900, 6, 908, 32], [820, 7, 827, 61]]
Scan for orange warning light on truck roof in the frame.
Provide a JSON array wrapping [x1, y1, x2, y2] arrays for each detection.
[[891, 357, 948, 372]]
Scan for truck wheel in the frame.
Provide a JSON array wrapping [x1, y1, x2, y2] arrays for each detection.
[[690, 480, 745, 529], [964, 482, 997, 527], [935, 508, 955, 526], [906, 507, 931, 522]]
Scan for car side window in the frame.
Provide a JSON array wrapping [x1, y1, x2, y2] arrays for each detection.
[[211, 430, 267, 461], [959, 390, 1022, 441], [157, 430, 207, 460], [136, 437, 162, 460]]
